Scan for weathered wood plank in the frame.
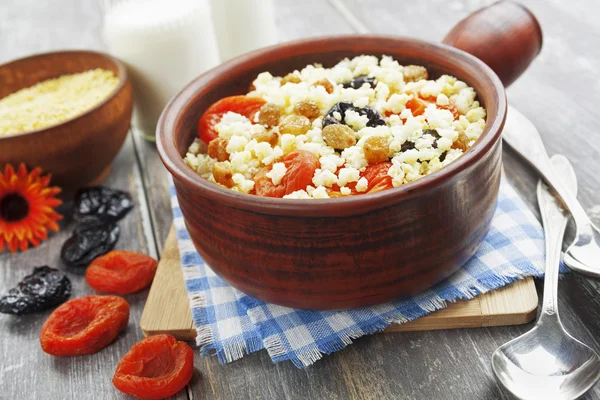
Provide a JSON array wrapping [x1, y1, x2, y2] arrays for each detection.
[[0, 0, 185, 398]]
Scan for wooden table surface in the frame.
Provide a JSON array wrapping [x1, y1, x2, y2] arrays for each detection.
[[1, 1, 599, 399]]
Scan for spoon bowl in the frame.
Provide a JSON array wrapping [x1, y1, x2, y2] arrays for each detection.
[[491, 154, 600, 399], [492, 319, 600, 399], [565, 226, 600, 278]]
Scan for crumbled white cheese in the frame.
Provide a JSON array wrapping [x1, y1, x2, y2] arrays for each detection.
[[266, 162, 287, 185]]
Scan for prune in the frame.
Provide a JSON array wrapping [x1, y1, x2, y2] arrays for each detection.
[[74, 187, 134, 225], [0, 266, 71, 315], [322, 102, 385, 129], [113, 334, 193, 399], [400, 141, 416, 152], [40, 295, 129, 356], [342, 75, 376, 89], [423, 129, 441, 149], [86, 251, 158, 294], [61, 223, 120, 268]]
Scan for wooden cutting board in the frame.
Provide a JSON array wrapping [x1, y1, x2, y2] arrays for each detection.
[[140, 227, 538, 341]]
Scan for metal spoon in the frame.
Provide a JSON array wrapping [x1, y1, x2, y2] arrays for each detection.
[[491, 155, 600, 399], [503, 106, 600, 278]]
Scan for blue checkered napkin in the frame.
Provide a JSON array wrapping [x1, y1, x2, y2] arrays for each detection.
[[171, 179, 546, 368]]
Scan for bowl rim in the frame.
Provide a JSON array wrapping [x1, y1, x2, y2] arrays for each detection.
[[157, 34, 507, 216], [0, 49, 129, 140]]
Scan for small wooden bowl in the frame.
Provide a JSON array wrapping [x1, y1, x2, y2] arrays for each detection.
[[0, 50, 133, 196], [158, 3, 541, 310]]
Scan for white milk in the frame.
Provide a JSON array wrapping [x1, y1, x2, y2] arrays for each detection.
[[209, 0, 278, 62], [103, 0, 220, 141]]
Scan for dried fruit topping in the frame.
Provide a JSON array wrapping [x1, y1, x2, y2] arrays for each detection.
[[342, 75, 376, 89], [322, 124, 357, 150], [322, 102, 385, 129], [61, 223, 120, 268], [314, 79, 334, 94], [86, 251, 158, 295], [258, 103, 281, 127], [400, 140, 416, 152], [254, 150, 319, 197], [405, 97, 427, 117], [403, 65, 428, 82], [113, 334, 193, 400], [207, 137, 230, 162], [212, 163, 235, 188], [452, 132, 470, 152], [293, 100, 321, 120], [197, 95, 266, 143], [363, 162, 394, 193], [279, 114, 311, 136], [438, 103, 460, 120], [74, 187, 134, 225], [363, 136, 389, 164], [40, 295, 129, 356], [281, 73, 301, 85], [0, 266, 71, 315], [253, 130, 279, 147], [422, 128, 440, 138]]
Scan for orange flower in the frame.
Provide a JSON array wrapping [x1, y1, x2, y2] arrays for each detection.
[[0, 164, 63, 253]]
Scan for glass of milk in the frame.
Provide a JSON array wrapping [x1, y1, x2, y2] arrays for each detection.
[[102, 0, 220, 141]]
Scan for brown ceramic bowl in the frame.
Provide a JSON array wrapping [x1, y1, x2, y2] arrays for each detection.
[[0, 50, 133, 196], [157, 3, 542, 310]]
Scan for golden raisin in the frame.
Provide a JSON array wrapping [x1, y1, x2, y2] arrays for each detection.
[[403, 65, 428, 82], [281, 73, 301, 85], [213, 163, 235, 188], [253, 130, 279, 147], [452, 132, 470, 152], [322, 124, 356, 150], [279, 115, 311, 136], [293, 101, 321, 120], [258, 103, 280, 127], [364, 136, 389, 164], [207, 137, 229, 162], [314, 79, 334, 94]]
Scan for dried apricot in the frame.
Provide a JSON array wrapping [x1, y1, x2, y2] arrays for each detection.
[[86, 251, 158, 295], [197, 95, 266, 143], [405, 97, 427, 117], [254, 150, 319, 197], [113, 334, 193, 400], [207, 137, 229, 161], [258, 103, 280, 127], [439, 103, 460, 120], [363, 162, 394, 193], [40, 295, 129, 356]]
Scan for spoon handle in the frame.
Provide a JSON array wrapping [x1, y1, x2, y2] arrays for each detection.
[[537, 155, 577, 318], [505, 106, 592, 226]]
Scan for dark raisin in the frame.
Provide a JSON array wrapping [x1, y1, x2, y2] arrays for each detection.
[[423, 128, 440, 139], [74, 187, 134, 225], [440, 152, 447, 162], [322, 102, 386, 130], [342, 75, 376, 89], [401, 141, 416, 152], [61, 223, 120, 268], [0, 266, 71, 315], [423, 129, 440, 149]]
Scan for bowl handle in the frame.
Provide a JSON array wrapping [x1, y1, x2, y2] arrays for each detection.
[[442, 1, 542, 87]]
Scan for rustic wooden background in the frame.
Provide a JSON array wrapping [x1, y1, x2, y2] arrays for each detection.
[[1, 0, 599, 399]]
